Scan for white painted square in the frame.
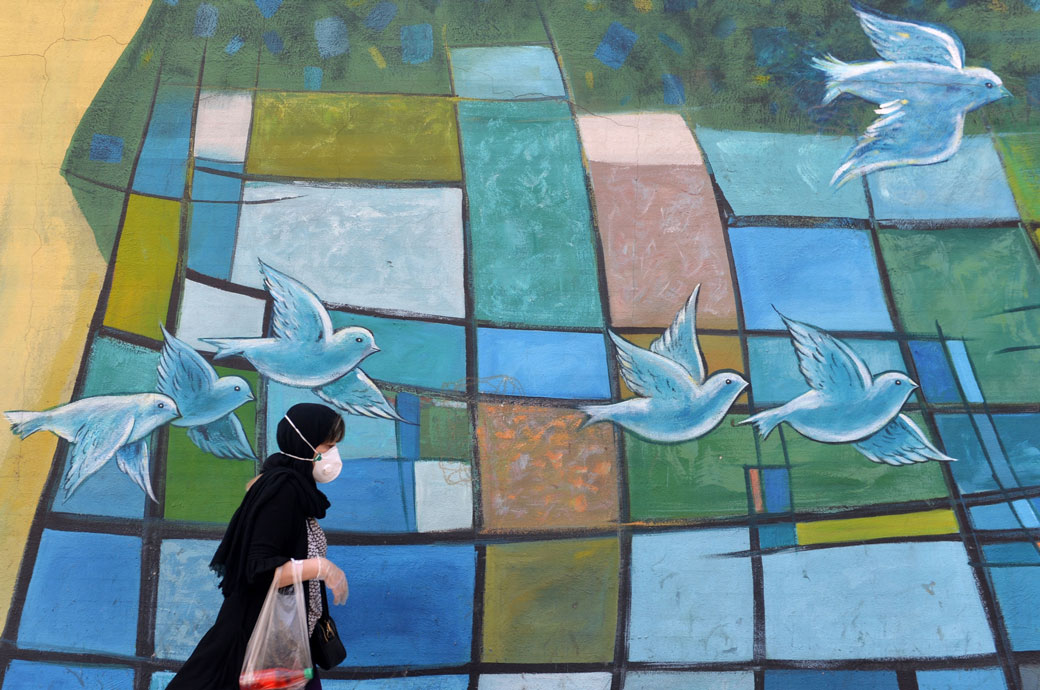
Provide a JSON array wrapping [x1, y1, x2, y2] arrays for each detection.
[[194, 90, 253, 163], [577, 112, 702, 166], [233, 183, 466, 318], [414, 460, 473, 532], [479, 673, 613, 690], [175, 279, 265, 352]]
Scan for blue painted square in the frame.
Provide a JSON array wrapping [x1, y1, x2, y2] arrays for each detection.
[[323, 679, 470, 690], [401, 23, 433, 65], [917, 668, 1008, 690], [477, 328, 611, 400], [320, 459, 416, 532], [396, 392, 420, 459], [326, 544, 475, 666], [729, 226, 893, 332], [188, 201, 239, 281], [624, 672, 755, 690], [3, 660, 135, 690], [868, 137, 1019, 221], [328, 311, 466, 391], [315, 17, 349, 58], [131, 85, 194, 198], [696, 128, 869, 218], [758, 523, 797, 549], [664, 0, 697, 10], [947, 340, 984, 402], [89, 133, 124, 163], [304, 66, 323, 90], [450, 46, 565, 100], [988, 564, 1040, 650], [51, 335, 158, 518], [594, 22, 638, 69], [224, 35, 244, 55], [254, 0, 282, 18], [982, 542, 1040, 565], [762, 467, 791, 513], [191, 160, 242, 202], [263, 30, 284, 55], [936, 414, 1000, 494], [662, 74, 685, 105], [155, 539, 222, 660], [630, 529, 754, 662], [970, 501, 1022, 530], [1012, 498, 1040, 528], [765, 670, 899, 690], [748, 336, 906, 405], [18, 530, 140, 655], [193, 3, 218, 37], [992, 414, 1040, 487], [364, 2, 398, 31], [908, 340, 959, 403], [150, 672, 176, 690], [266, 382, 398, 460]]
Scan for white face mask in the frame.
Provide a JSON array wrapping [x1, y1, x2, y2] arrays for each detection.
[[282, 414, 343, 483]]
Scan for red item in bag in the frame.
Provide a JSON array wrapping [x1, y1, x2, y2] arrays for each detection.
[[240, 667, 314, 690]]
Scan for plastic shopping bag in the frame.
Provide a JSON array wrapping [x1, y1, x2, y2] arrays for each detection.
[[240, 560, 314, 690]]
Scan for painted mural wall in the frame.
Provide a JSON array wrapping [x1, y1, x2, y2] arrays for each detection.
[[3, 0, 1040, 688]]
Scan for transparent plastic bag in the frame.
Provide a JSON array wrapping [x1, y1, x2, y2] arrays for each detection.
[[240, 560, 314, 690]]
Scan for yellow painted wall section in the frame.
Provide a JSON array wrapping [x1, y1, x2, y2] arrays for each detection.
[[796, 509, 960, 546]]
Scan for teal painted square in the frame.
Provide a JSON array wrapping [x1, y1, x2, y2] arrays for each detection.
[[191, 160, 242, 202], [988, 564, 1040, 650], [970, 502, 1022, 530], [982, 542, 1040, 565], [623, 672, 755, 690], [696, 128, 869, 219], [747, 336, 906, 405], [328, 311, 466, 390], [3, 660, 134, 690], [758, 523, 796, 549], [765, 671, 898, 690], [729, 226, 894, 332], [149, 672, 175, 690], [936, 413, 1040, 495], [51, 335, 159, 518], [450, 46, 566, 100], [916, 668, 1008, 690], [868, 137, 1019, 221], [458, 100, 603, 328], [155, 539, 222, 661], [18, 530, 140, 656]]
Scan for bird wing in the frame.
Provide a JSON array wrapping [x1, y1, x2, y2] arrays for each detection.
[[650, 285, 707, 384], [780, 314, 872, 395], [259, 260, 333, 342], [609, 331, 697, 401], [115, 439, 158, 502], [832, 100, 964, 186], [188, 413, 257, 460], [851, 1, 964, 69], [316, 369, 407, 422], [853, 413, 956, 466], [157, 324, 217, 411], [62, 413, 135, 500]]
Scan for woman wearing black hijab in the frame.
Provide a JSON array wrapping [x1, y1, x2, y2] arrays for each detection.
[[168, 402, 350, 690]]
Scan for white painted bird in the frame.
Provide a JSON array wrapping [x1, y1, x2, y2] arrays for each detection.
[[814, 1, 1011, 186], [580, 286, 749, 443]]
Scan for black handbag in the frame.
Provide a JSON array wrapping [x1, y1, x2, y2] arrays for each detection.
[[310, 583, 346, 669]]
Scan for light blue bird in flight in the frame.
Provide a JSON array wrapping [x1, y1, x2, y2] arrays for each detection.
[[202, 260, 405, 422], [739, 315, 954, 466], [814, 1, 1011, 186], [5, 393, 180, 500], [157, 324, 257, 460], [580, 285, 749, 443]]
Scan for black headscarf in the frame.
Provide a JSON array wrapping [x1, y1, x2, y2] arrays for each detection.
[[210, 403, 340, 594]]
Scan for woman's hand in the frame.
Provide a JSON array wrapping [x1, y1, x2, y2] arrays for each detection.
[[318, 557, 349, 605]]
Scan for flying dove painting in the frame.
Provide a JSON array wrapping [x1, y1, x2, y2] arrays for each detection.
[[815, 1, 1011, 186]]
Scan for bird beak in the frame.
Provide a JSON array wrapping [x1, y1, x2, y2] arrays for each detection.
[[247, 392, 256, 401], [999, 86, 1013, 100], [370, 345, 381, 353]]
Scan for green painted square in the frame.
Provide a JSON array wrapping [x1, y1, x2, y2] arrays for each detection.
[[201, 0, 266, 89], [164, 367, 259, 524], [483, 537, 618, 663], [879, 227, 1040, 403], [995, 133, 1040, 223], [626, 414, 758, 521], [81, 335, 162, 397], [438, 0, 547, 46], [768, 417, 949, 512], [65, 178, 128, 261], [420, 399, 471, 461]]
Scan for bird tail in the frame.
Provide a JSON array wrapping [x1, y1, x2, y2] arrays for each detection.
[[199, 338, 246, 359], [577, 404, 611, 431], [736, 408, 784, 440], [811, 54, 850, 105], [4, 411, 49, 439]]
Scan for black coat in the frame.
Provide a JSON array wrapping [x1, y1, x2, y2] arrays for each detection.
[[167, 461, 325, 690]]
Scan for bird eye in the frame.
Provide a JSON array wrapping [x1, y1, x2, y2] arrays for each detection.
[[158, 402, 165, 408], [894, 380, 902, 386], [986, 82, 994, 88], [725, 378, 732, 385], [355, 337, 363, 342], [234, 385, 241, 391]]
